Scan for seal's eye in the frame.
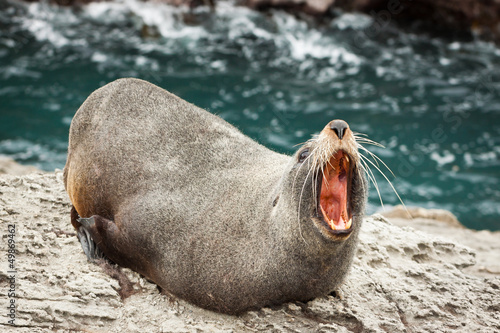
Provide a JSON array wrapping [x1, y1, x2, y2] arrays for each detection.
[[298, 148, 310, 163]]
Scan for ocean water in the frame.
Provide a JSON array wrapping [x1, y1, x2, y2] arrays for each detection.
[[1, 0, 499, 230]]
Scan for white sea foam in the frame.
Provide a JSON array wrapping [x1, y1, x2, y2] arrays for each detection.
[[84, 1, 130, 24], [91, 52, 108, 63], [21, 2, 88, 48], [430, 151, 456, 167], [0, 139, 66, 170], [18, 0, 362, 79], [273, 12, 361, 66], [23, 4, 70, 48], [331, 13, 372, 30]]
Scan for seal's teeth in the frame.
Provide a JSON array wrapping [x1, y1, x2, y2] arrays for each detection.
[[329, 219, 336, 230], [346, 218, 352, 229]]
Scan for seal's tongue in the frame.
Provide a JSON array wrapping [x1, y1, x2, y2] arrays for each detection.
[[319, 151, 351, 230]]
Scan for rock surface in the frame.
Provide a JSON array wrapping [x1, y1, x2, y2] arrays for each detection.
[[382, 205, 500, 278], [0, 171, 499, 332], [0, 156, 41, 176]]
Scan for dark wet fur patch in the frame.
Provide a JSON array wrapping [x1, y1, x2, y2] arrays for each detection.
[[96, 258, 139, 300]]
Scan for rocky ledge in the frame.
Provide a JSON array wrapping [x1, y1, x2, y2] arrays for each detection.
[[0, 170, 499, 332], [0, 156, 41, 176]]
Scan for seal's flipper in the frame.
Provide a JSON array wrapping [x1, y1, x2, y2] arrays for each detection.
[[70, 205, 80, 230], [77, 217, 106, 262], [75, 214, 128, 267]]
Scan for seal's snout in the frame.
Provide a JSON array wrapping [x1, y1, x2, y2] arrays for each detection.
[[310, 119, 360, 239], [329, 119, 349, 140]]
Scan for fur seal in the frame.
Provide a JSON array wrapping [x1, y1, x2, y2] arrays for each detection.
[[64, 78, 367, 314]]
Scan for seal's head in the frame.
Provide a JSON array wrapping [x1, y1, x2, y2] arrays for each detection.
[[276, 119, 367, 243]]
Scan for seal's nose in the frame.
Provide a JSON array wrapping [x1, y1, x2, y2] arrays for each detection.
[[330, 120, 349, 140]]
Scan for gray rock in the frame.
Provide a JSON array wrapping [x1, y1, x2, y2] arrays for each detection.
[[0, 172, 499, 332]]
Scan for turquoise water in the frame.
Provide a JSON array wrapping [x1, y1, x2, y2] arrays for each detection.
[[1, 0, 499, 230]]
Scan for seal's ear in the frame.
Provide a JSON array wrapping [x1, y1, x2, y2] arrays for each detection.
[[297, 148, 310, 163]]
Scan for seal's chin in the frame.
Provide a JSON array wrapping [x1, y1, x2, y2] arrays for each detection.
[[317, 150, 353, 236]]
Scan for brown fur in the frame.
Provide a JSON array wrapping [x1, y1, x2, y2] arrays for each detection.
[[64, 78, 367, 314]]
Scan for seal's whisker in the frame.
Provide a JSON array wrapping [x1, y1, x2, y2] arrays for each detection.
[[354, 136, 385, 144], [357, 161, 369, 192], [353, 137, 385, 148], [358, 157, 378, 196], [300, 139, 332, 232], [292, 145, 321, 246], [353, 132, 407, 211], [358, 154, 384, 208], [292, 150, 314, 185], [292, 137, 317, 148], [357, 145, 396, 178], [317, 144, 333, 188], [312, 145, 325, 206], [355, 159, 368, 195], [356, 141, 385, 150], [359, 150, 406, 210], [292, 145, 319, 192], [352, 131, 383, 143], [297, 159, 317, 245], [357, 145, 380, 171], [313, 168, 320, 212], [320, 162, 328, 188]]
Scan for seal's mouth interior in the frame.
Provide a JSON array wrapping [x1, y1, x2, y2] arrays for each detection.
[[318, 150, 353, 232]]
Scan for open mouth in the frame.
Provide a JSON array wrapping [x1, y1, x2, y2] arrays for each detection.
[[318, 150, 353, 234]]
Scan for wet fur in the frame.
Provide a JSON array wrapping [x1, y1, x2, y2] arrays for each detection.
[[64, 78, 367, 314]]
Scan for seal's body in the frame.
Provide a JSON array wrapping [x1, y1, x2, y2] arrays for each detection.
[[64, 78, 367, 314]]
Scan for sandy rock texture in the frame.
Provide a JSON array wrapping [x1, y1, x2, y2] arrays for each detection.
[[382, 205, 500, 278], [0, 156, 41, 176], [0, 171, 499, 332]]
